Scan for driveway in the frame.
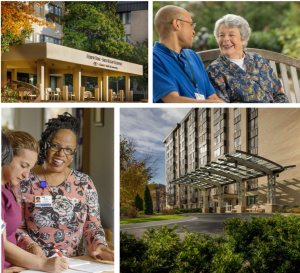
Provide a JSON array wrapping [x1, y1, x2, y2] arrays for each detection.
[[120, 213, 273, 239]]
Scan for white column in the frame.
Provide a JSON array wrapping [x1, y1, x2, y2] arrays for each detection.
[[11, 69, 17, 81], [95, 88, 100, 101], [44, 62, 50, 93], [125, 75, 130, 101], [97, 71, 103, 101], [63, 85, 68, 101], [80, 87, 85, 101], [1, 62, 7, 82], [120, 90, 124, 102], [74, 64, 81, 101], [103, 71, 108, 102], [37, 59, 45, 100]]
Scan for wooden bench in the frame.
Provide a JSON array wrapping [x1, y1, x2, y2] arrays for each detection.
[[198, 48, 300, 103]]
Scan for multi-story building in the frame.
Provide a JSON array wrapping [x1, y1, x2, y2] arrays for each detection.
[[116, 1, 148, 44], [150, 184, 166, 211], [163, 108, 300, 212], [1, 2, 143, 101]]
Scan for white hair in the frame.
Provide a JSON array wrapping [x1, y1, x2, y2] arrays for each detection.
[[214, 14, 251, 47]]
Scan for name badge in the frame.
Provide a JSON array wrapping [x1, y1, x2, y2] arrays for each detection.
[[195, 93, 205, 100], [1, 219, 6, 234], [35, 196, 52, 207]]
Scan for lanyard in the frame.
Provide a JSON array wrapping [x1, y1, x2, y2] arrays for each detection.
[[170, 50, 199, 93]]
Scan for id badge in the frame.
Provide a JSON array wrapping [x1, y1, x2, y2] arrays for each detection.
[[195, 93, 205, 100], [1, 219, 6, 234], [35, 195, 52, 207]]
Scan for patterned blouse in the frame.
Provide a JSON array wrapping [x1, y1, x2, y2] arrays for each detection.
[[206, 52, 289, 103], [11, 169, 107, 258]]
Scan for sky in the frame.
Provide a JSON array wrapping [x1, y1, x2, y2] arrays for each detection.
[[120, 108, 191, 185]]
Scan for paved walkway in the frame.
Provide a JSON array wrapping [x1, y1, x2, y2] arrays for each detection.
[[120, 213, 273, 239]]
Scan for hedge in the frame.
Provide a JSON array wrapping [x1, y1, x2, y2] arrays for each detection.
[[120, 213, 300, 273]]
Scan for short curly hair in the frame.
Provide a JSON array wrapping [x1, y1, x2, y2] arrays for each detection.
[[37, 112, 80, 165]]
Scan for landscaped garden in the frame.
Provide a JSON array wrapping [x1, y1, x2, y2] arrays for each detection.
[[121, 213, 300, 272]]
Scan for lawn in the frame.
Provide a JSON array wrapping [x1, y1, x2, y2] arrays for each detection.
[[120, 215, 188, 225]]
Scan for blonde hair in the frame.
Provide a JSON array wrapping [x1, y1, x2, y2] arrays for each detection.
[[5, 131, 39, 157]]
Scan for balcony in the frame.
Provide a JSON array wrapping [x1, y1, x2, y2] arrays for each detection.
[[247, 186, 258, 192], [199, 196, 204, 202], [180, 199, 187, 204], [190, 197, 198, 203]]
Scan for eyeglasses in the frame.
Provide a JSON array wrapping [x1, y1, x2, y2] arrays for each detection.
[[47, 143, 76, 155], [172, 19, 196, 30]]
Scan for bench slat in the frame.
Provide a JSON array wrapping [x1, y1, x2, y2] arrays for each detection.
[[269, 60, 278, 77], [279, 63, 292, 103], [291, 66, 300, 103]]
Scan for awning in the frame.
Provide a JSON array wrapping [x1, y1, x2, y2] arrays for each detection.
[[170, 150, 296, 189]]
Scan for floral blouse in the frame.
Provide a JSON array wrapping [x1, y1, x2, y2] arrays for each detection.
[[11, 169, 107, 258], [206, 52, 289, 103]]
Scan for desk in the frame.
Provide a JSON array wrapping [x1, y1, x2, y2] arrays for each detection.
[[72, 250, 114, 273]]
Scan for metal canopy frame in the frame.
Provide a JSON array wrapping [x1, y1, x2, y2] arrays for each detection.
[[170, 150, 296, 207]]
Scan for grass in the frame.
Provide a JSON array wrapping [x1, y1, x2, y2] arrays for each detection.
[[120, 215, 188, 225]]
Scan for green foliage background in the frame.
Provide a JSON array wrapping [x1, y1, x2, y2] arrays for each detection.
[[153, 1, 300, 59], [63, 1, 133, 61]]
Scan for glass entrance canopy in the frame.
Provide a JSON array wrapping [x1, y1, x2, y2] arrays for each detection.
[[170, 150, 295, 189]]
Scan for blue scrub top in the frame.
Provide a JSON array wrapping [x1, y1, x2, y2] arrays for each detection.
[[153, 42, 216, 103]]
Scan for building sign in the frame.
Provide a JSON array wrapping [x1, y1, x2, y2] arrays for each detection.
[[87, 54, 123, 70]]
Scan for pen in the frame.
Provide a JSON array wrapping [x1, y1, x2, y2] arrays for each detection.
[[54, 246, 70, 269]]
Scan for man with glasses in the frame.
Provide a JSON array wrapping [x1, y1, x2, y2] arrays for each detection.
[[153, 5, 225, 103]]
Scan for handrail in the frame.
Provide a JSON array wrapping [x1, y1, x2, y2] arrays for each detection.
[[11, 80, 41, 102]]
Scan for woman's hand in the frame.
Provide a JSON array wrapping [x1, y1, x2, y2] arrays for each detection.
[[27, 245, 47, 259], [43, 257, 69, 273], [91, 244, 114, 261], [3, 267, 26, 273]]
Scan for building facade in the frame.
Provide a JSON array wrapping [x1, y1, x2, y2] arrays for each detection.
[[116, 1, 148, 44], [164, 108, 300, 212], [150, 184, 167, 211], [1, 2, 143, 101]]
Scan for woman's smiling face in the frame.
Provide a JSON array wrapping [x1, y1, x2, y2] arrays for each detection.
[[45, 129, 76, 173], [218, 24, 246, 59], [2, 149, 37, 186]]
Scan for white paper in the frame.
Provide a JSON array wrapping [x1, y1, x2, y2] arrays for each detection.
[[67, 258, 90, 267], [69, 260, 114, 273]]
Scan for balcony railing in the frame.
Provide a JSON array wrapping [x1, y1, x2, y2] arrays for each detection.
[[168, 200, 176, 206], [213, 191, 238, 198], [247, 187, 258, 192], [180, 199, 187, 204]]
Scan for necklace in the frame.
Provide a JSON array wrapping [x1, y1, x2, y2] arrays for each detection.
[[42, 166, 68, 207]]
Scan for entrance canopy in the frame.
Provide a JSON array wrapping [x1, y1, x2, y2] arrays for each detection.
[[1, 43, 143, 76], [171, 150, 295, 189]]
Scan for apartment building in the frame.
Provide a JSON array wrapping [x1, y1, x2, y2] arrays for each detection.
[[164, 108, 300, 212], [150, 184, 167, 211], [116, 1, 148, 44]]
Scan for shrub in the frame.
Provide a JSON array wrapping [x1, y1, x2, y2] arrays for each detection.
[[128, 206, 138, 218], [120, 206, 130, 216], [161, 209, 175, 215], [120, 231, 148, 273]]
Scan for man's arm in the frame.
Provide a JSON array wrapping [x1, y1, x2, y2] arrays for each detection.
[[161, 92, 226, 103]]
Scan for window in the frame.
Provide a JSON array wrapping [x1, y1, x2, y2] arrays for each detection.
[[46, 4, 62, 24], [119, 12, 131, 24], [234, 108, 241, 118], [234, 121, 241, 133], [234, 136, 241, 148], [247, 196, 258, 206], [37, 34, 62, 45]]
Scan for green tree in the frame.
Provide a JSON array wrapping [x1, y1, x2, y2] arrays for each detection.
[[130, 40, 148, 99], [63, 2, 133, 61], [134, 193, 143, 211], [144, 186, 153, 215]]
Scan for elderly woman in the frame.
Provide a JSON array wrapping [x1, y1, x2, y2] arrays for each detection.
[[206, 14, 289, 103], [2, 131, 68, 273], [11, 113, 114, 261]]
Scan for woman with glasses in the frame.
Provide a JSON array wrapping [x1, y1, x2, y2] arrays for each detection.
[[11, 113, 114, 262]]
